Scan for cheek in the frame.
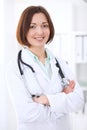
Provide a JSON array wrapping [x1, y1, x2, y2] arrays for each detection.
[[26, 31, 33, 41], [46, 30, 50, 37], [26, 31, 32, 38]]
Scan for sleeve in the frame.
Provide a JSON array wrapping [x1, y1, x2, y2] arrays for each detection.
[[46, 59, 84, 116], [5, 61, 58, 123]]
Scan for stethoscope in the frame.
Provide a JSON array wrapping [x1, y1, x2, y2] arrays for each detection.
[[18, 50, 69, 97]]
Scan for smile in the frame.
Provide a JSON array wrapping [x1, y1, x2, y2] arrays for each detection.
[[35, 37, 44, 40]]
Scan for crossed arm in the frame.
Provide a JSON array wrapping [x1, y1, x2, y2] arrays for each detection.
[[32, 80, 75, 106]]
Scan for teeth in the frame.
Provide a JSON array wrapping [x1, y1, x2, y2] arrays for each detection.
[[35, 37, 43, 40]]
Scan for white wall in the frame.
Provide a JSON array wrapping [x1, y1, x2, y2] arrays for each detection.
[[0, 0, 7, 129], [1, 0, 18, 130], [73, 3, 87, 32]]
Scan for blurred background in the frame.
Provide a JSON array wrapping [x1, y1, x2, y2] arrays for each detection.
[[0, 0, 87, 130]]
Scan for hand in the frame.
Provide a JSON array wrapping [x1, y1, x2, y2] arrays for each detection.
[[32, 95, 49, 106], [63, 80, 75, 94]]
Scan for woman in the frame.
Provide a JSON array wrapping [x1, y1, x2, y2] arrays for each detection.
[[6, 6, 84, 130]]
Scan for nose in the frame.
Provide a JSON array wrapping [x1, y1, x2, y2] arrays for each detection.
[[36, 26, 44, 35]]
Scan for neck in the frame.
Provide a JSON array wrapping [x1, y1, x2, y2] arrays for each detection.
[[29, 47, 47, 63]]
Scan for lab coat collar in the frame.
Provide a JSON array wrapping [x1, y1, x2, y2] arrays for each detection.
[[21, 46, 55, 66]]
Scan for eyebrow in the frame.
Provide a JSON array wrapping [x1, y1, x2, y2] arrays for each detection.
[[30, 22, 49, 25]]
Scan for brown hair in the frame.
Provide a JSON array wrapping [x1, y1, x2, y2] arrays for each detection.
[[16, 6, 55, 47]]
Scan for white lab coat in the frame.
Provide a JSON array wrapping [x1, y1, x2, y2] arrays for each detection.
[[6, 47, 84, 130]]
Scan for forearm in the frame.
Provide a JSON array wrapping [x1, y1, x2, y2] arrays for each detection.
[[33, 80, 75, 106]]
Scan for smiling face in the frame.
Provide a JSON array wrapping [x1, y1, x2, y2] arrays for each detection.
[[26, 13, 50, 49]]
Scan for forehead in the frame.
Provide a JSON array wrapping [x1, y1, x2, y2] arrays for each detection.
[[31, 13, 48, 23]]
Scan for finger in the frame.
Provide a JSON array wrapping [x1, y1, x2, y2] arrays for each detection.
[[32, 97, 38, 102], [69, 81, 75, 88]]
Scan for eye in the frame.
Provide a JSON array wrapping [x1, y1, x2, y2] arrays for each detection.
[[29, 24, 36, 29], [42, 24, 49, 28]]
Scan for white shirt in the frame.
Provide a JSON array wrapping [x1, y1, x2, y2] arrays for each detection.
[[6, 47, 84, 130]]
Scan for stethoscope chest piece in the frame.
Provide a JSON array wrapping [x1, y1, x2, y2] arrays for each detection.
[[61, 78, 69, 88]]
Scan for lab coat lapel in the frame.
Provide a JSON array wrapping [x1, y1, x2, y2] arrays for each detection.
[[33, 63, 51, 81], [34, 57, 59, 82]]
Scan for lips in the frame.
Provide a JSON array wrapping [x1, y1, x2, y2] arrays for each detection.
[[35, 37, 44, 41]]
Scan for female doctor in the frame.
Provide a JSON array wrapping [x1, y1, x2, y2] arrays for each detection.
[[6, 6, 84, 130]]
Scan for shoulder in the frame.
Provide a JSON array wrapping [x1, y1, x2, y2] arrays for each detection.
[[6, 52, 21, 77], [46, 48, 68, 65], [56, 57, 68, 67], [46, 49, 74, 79], [56, 57, 75, 79]]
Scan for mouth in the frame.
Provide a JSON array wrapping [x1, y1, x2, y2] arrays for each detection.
[[34, 37, 44, 41]]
